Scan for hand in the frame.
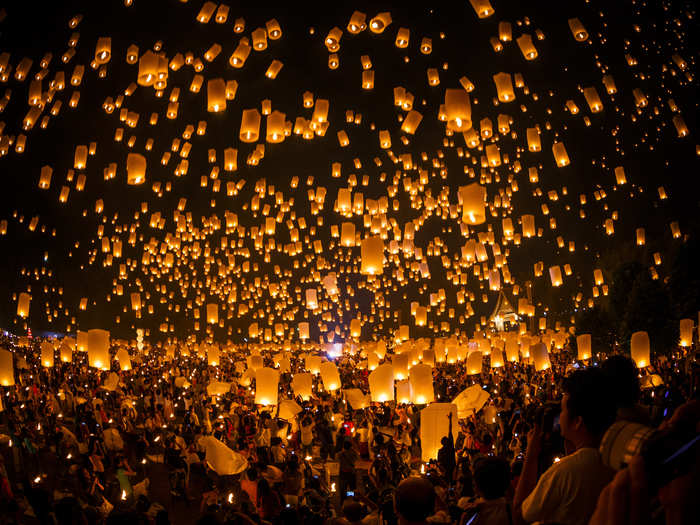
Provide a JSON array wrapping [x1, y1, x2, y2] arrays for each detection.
[[525, 425, 543, 457], [589, 456, 648, 525]]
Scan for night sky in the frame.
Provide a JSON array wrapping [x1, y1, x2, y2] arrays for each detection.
[[0, 0, 698, 343]]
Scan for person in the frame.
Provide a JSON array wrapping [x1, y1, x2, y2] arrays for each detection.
[[337, 439, 359, 500], [394, 477, 436, 525], [459, 456, 511, 525], [514, 367, 617, 525], [437, 413, 456, 484], [256, 477, 282, 521], [601, 355, 651, 425]]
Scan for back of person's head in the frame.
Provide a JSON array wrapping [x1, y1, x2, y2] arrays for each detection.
[[342, 499, 366, 523], [343, 440, 353, 450], [562, 367, 616, 437], [472, 456, 510, 500], [601, 355, 640, 409], [440, 436, 449, 446], [394, 477, 435, 524]]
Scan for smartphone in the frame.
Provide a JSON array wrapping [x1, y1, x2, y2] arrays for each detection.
[[346, 491, 354, 497]]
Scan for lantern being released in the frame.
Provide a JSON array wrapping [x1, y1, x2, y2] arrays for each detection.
[[369, 363, 394, 402], [360, 236, 384, 275], [459, 183, 486, 225], [255, 368, 279, 406], [577, 334, 592, 360], [420, 403, 458, 462], [0, 349, 14, 386], [320, 361, 341, 391], [87, 329, 110, 370]]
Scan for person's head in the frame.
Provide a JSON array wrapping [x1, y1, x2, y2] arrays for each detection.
[[561, 367, 616, 447], [246, 466, 258, 481], [343, 440, 352, 451], [342, 499, 366, 524], [472, 456, 510, 500], [601, 355, 640, 410], [440, 436, 449, 447], [394, 477, 435, 524]]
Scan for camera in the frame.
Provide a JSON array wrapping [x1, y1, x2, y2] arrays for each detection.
[[599, 420, 700, 491]]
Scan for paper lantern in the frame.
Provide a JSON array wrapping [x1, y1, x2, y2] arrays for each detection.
[[361, 236, 384, 275], [255, 368, 279, 405], [409, 363, 434, 404], [350, 318, 362, 338], [491, 350, 504, 368], [505, 338, 519, 362], [0, 349, 14, 386], [395, 27, 410, 48], [630, 332, 650, 368], [265, 18, 282, 39], [577, 334, 592, 360], [445, 89, 471, 131], [361, 69, 374, 89], [116, 348, 131, 371], [493, 73, 515, 102], [401, 110, 423, 134], [305, 289, 318, 310], [594, 269, 604, 285], [516, 34, 538, 60], [126, 153, 146, 185], [420, 403, 458, 462], [40, 341, 54, 367], [552, 142, 570, 167], [230, 39, 251, 67], [266, 59, 284, 79], [266, 111, 286, 143], [137, 50, 158, 86], [420, 37, 433, 54], [369, 363, 394, 402], [207, 78, 226, 112], [248, 354, 263, 371], [252, 28, 268, 51], [568, 18, 588, 41], [532, 343, 551, 371], [292, 373, 313, 400], [469, 0, 495, 18], [583, 87, 603, 113], [467, 351, 482, 375], [526, 128, 541, 152], [17, 292, 31, 318], [459, 183, 486, 225], [306, 355, 322, 374], [206, 303, 218, 324], [369, 12, 392, 34], [58, 338, 75, 363], [396, 380, 411, 404], [207, 344, 220, 366], [347, 11, 366, 33], [679, 319, 693, 347], [324, 27, 342, 52], [392, 353, 409, 380], [549, 266, 563, 287], [95, 37, 111, 64], [320, 361, 341, 391], [87, 329, 110, 370], [240, 109, 261, 143]]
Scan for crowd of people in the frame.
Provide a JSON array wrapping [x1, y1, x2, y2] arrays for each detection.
[[0, 331, 697, 525]]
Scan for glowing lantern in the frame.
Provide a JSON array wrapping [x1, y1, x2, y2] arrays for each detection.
[[41, 342, 54, 367], [266, 60, 284, 79], [568, 18, 588, 41], [266, 111, 286, 143], [469, 0, 495, 18], [206, 303, 218, 325], [240, 109, 261, 143], [305, 289, 318, 310], [395, 27, 410, 48], [392, 353, 409, 380], [369, 363, 394, 402], [522, 214, 535, 237], [379, 130, 391, 149], [265, 18, 282, 39], [615, 166, 627, 185], [516, 34, 538, 60], [552, 142, 570, 167], [679, 319, 693, 347], [292, 373, 313, 400], [594, 269, 604, 285], [255, 368, 279, 406], [532, 343, 551, 371], [0, 349, 14, 386], [549, 266, 563, 287], [252, 28, 268, 51], [630, 332, 650, 368], [577, 334, 592, 360], [59, 341, 72, 363], [137, 51, 158, 86], [207, 78, 226, 112], [95, 37, 111, 64], [493, 73, 515, 102], [369, 12, 392, 34], [87, 329, 110, 370], [320, 361, 341, 391], [324, 27, 342, 52], [341, 223, 356, 246], [459, 183, 486, 225], [207, 344, 220, 366], [306, 355, 321, 375], [491, 350, 504, 368], [229, 39, 251, 68], [350, 319, 362, 338], [420, 403, 458, 462], [116, 348, 131, 371], [467, 351, 482, 375], [361, 236, 384, 275], [401, 110, 423, 134], [583, 87, 603, 113], [445, 89, 471, 131], [17, 292, 31, 318], [126, 153, 146, 185]]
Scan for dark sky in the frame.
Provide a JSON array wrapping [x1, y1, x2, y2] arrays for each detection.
[[0, 0, 698, 343]]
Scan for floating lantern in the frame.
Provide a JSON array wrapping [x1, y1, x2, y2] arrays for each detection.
[[630, 332, 650, 368], [255, 368, 279, 405]]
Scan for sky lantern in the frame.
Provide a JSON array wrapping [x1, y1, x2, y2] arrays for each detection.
[[369, 363, 394, 402], [493, 73, 515, 102], [0, 349, 14, 386], [320, 361, 341, 390], [292, 372, 313, 400], [116, 348, 131, 371], [94, 37, 111, 64], [206, 303, 218, 324], [631, 331, 650, 368], [516, 34, 538, 60], [207, 344, 220, 366], [583, 87, 603, 113], [469, 0, 495, 18], [350, 318, 362, 338], [549, 266, 563, 286], [126, 153, 146, 185], [17, 292, 31, 318], [679, 319, 693, 347], [491, 350, 504, 368], [467, 350, 482, 375], [361, 236, 384, 275], [401, 110, 423, 134], [532, 343, 551, 371], [137, 50, 158, 86], [392, 353, 409, 380], [59, 341, 73, 363], [230, 39, 251, 67], [347, 11, 367, 34], [240, 109, 261, 143], [552, 142, 570, 166], [207, 78, 226, 112], [41, 341, 54, 367], [87, 329, 110, 370], [252, 28, 268, 51], [421, 403, 458, 462], [459, 183, 486, 225], [577, 334, 592, 360], [265, 18, 282, 39], [325, 27, 342, 52], [255, 367, 279, 405], [395, 27, 410, 48], [444, 89, 471, 131], [369, 12, 392, 33], [568, 18, 588, 41]]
